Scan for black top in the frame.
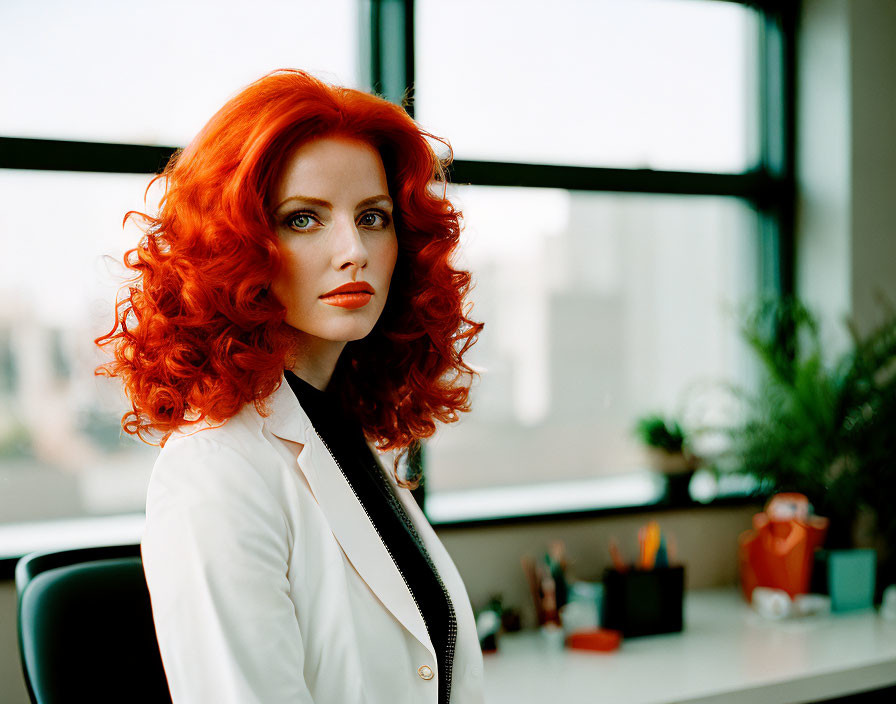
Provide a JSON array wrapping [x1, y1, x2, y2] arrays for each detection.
[[284, 370, 457, 703]]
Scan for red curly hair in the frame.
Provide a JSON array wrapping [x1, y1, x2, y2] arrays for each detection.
[[95, 68, 483, 488]]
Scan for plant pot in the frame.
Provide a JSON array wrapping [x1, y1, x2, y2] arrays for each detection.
[[812, 548, 877, 612], [645, 447, 700, 474], [646, 448, 700, 504], [662, 471, 696, 505]]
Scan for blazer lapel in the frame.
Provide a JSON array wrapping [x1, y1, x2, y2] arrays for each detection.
[[390, 475, 479, 658], [262, 375, 434, 658]]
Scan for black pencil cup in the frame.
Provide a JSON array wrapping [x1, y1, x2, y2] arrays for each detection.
[[601, 565, 685, 638]]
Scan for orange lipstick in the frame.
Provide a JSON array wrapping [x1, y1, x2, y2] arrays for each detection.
[[321, 292, 372, 309], [320, 281, 375, 309]]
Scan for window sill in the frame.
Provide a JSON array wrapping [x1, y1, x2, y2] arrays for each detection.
[[0, 469, 762, 579], [425, 468, 762, 528]]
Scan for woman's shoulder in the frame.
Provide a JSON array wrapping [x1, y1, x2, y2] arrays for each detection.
[[141, 410, 294, 586], [147, 406, 281, 513], [161, 405, 259, 458]]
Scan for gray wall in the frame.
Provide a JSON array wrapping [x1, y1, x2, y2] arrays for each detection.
[[796, 0, 896, 352]]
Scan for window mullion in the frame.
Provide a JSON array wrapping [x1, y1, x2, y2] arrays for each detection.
[[757, 3, 797, 299], [363, 0, 415, 117]]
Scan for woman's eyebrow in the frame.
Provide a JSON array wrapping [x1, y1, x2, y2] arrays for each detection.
[[273, 194, 393, 212]]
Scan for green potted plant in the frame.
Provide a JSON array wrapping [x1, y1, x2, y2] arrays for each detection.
[[707, 294, 896, 604], [634, 413, 701, 503]]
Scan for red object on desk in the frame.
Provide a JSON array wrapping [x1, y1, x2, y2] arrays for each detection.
[[566, 628, 622, 652], [738, 493, 829, 600]]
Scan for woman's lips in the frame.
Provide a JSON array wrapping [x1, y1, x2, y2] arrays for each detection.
[[320, 292, 372, 309]]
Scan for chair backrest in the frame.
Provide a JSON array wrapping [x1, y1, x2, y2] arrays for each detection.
[[16, 544, 172, 704]]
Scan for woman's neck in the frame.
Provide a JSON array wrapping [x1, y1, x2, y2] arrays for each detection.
[[284, 330, 347, 391]]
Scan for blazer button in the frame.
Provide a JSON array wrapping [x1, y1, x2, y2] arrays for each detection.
[[417, 665, 434, 680]]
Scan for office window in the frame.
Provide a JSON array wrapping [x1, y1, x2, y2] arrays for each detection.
[[0, 169, 163, 523], [416, 0, 759, 172], [426, 187, 760, 492], [0, 0, 359, 145], [0, 0, 790, 531], [413, 0, 784, 497]]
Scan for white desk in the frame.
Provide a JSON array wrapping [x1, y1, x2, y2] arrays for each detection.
[[482, 588, 896, 704]]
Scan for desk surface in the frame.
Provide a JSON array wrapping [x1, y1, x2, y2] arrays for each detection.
[[482, 588, 896, 704]]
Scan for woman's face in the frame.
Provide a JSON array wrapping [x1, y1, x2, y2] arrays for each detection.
[[269, 136, 398, 348]]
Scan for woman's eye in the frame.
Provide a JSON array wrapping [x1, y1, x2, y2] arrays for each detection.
[[287, 212, 317, 231], [359, 210, 390, 228]]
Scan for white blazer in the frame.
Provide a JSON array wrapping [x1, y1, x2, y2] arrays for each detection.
[[141, 372, 486, 703]]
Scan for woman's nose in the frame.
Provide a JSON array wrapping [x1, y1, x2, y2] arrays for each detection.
[[330, 215, 368, 271]]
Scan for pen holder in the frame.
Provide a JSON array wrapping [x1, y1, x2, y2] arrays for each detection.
[[601, 565, 685, 638]]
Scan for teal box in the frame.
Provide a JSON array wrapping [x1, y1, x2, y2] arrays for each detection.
[[827, 549, 876, 612]]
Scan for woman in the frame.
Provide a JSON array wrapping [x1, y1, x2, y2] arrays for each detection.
[[95, 68, 485, 704]]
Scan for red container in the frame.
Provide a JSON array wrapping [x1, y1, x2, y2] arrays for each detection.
[[566, 628, 622, 652], [738, 493, 829, 600]]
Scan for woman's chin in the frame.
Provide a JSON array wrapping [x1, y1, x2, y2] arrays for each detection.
[[285, 321, 378, 345]]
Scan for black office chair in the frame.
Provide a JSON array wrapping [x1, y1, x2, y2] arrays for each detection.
[[16, 543, 172, 704]]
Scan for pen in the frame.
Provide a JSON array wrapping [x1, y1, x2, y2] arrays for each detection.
[[638, 521, 662, 569], [655, 535, 669, 568], [548, 541, 569, 609], [521, 555, 546, 625], [609, 537, 627, 571], [646, 521, 661, 569], [667, 533, 678, 565]]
